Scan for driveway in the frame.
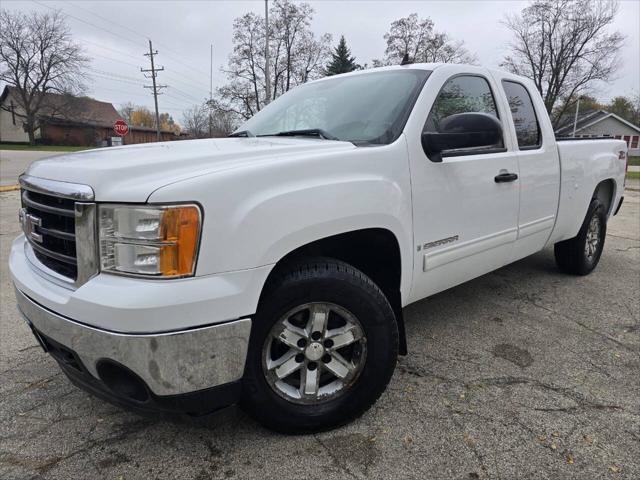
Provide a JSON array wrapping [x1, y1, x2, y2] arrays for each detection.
[[0, 150, 61, 187], [1, 188, 638, 479]]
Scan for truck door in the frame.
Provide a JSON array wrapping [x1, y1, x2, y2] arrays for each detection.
[[407, 72, 520, 302], [498, 79, 560, 260]]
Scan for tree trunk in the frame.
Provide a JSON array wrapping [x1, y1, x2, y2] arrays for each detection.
[[26, 120, 36, 146]]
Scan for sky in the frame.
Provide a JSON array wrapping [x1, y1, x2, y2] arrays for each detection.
[[2, 0, 639, 124]]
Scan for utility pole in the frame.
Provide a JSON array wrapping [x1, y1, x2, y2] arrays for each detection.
[[141, 39, 166, 142], [209, 43, 213, 137], [572, 96, 581, 138], [264, 0, 271, 106]]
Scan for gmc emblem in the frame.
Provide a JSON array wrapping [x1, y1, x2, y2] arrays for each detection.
[[19, 208, 43, 243]]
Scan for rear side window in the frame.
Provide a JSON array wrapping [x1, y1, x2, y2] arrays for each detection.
[[502, 80, 541, 149], [424, 75, 504, 152]]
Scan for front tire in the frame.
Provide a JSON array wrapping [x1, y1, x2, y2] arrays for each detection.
[[554, 198, 607, 275], [241, 258, 399, 433]]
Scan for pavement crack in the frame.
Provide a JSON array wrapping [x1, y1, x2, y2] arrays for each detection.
[[615, 245, 640, 251], [313, 434, 361, 480]]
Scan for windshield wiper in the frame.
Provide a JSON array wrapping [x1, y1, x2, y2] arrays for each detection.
[[261, 128, 339, 141], [228, 130, 255, 137]]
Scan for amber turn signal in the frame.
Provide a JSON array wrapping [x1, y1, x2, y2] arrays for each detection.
[[158, 206, 201, 277]]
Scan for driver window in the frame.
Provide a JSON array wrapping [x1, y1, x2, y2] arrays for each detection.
[[424, 75, 503, 151]]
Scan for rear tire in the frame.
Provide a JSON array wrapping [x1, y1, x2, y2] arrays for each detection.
[[241, 258, 398, 434], [554, 198, 607, 275]]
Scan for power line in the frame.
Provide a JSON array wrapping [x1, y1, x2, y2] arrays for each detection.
[[32, 0, 215, 120], [90, 72, 145, 87], [90, 53, 139, 69], [162, 71, 210, 97], [67, 1, 148, 42], [32, 0, 142, 48], [36, 2, 216, 97], [63, 0, 210, 78], [165, 93, 202, 107], [88, 54, 211, 96], [165, 86, 205, 103], [79, 37, 143, 63], [90, 68, 144, 83]]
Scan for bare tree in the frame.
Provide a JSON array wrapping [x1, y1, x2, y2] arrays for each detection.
[[210, 108, 237, 136], [294, 32, 332, 84], [0, 9, 89, 144], [215, 0, 331, 120], [502, 0, 624, 124], [182, 105, 209, 138], [182, 104, 236, 138], [377, 13, 477, 66], [118, 101, 136, 123]]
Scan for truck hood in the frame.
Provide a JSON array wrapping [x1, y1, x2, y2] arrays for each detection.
[[24, 137, 355, 202]]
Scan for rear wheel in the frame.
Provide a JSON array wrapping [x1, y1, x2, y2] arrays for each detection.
[[554, 198, 607, 275], [241, 258, 398, 433]]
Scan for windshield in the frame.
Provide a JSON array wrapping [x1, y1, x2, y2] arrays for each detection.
[[237, 69, 431, 145]]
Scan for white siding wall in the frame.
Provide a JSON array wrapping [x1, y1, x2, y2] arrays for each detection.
[[578, 117, 640, 156], [0, 96, 29, 142], [579, 117, 639, 136]]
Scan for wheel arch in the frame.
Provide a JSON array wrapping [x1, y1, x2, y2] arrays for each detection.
[[257, 228, 408, 355], [593, 178, 616, 218]]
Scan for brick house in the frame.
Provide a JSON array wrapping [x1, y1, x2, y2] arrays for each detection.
[[0, 86, 178, 146]]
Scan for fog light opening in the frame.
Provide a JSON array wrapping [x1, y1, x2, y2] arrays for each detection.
[[96, 360, 150, 403]]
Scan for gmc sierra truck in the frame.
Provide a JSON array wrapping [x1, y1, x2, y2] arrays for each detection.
[[10, 64, 627, 433]]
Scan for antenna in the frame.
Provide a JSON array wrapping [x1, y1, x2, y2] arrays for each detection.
[[400, 53, 412, 65]]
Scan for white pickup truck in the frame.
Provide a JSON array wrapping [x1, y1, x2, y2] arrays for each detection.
[[10, 63, 628, 433]]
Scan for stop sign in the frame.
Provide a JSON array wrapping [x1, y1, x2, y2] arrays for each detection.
[[114, 119, 129, 136]]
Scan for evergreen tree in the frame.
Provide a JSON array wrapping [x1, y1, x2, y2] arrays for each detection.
[[325, 35, 358, 76]]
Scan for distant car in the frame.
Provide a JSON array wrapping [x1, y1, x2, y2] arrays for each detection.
[[10, 63, 627, 433]]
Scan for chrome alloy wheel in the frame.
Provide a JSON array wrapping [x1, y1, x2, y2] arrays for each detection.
[[262, 302, 367, 404], [585, 215, 601, 262]]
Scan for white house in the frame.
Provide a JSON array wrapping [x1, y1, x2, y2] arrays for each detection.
[[555, 109, 640, 156]]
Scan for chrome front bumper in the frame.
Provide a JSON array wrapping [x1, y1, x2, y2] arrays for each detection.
[[15, 287, 251, 396]]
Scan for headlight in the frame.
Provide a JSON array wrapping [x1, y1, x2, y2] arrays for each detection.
[[99, 204, 201, 278]]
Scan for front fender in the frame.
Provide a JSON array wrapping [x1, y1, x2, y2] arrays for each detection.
[[149, 140, 414, 300]]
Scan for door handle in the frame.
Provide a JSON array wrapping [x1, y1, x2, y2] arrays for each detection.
[[494, 172, 518, 183]]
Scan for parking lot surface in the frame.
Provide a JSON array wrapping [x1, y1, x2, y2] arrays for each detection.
[[0, 151, 59, 187], [1, 188, 638, 479]]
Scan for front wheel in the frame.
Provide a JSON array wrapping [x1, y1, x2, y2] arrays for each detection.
[[241, 258, 399, 433], [554, 198, 607, 275]]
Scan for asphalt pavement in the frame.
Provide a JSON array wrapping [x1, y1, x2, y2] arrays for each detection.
[[1, 188, 638, 479], [0, 150, 60, 187]]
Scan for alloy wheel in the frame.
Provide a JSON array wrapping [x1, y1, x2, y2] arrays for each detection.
[[262, 302, 367, 404], [585, 215, 601, 262]]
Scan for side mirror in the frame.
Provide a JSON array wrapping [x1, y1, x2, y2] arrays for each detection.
[[421, 112, 503, 162]]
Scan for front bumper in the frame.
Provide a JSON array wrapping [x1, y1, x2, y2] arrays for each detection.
[[15, 287, 251, 402]]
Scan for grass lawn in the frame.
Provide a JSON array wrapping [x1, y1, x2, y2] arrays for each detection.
[[626, 170, 640, 180], [627, 156, 640, 167], [0, 143, 93, 152]]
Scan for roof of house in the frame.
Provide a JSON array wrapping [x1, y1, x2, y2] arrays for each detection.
[[2, 85, 121, 127], [555, 108, 640, 136], [1, 86, 177, 134]]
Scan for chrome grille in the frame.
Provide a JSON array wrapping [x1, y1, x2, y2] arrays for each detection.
[[19, 175, 98, 288], [21, 189, 78, 279]]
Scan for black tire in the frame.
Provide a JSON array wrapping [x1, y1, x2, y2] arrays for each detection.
[[554, 198, 607, 275], [241, 257, 399, 434]]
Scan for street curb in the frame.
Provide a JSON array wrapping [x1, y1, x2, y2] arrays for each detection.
[[0, 184, 19, 192]]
